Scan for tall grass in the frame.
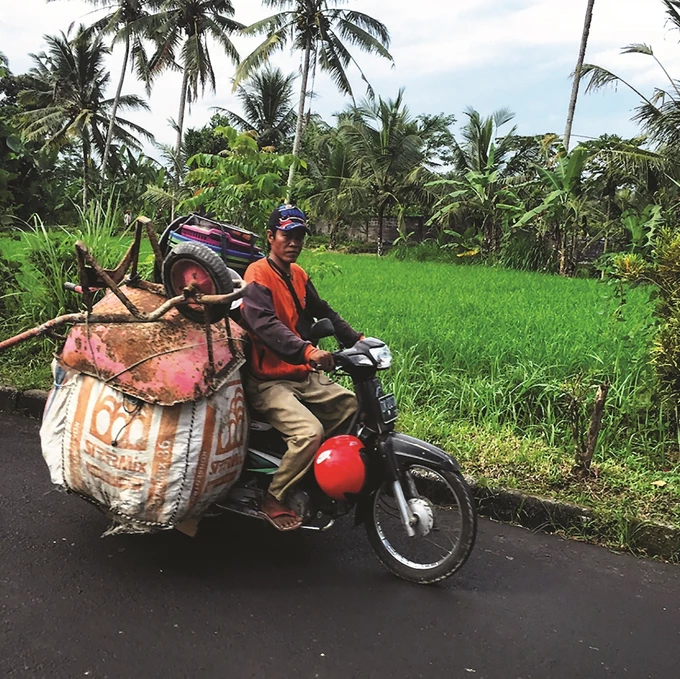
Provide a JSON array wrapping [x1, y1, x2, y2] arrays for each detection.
[[0, 197, 140, 385], [3, 198, 121, 312]]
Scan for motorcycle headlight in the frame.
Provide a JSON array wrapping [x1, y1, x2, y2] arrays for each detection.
[[369, 344, 392, 370]]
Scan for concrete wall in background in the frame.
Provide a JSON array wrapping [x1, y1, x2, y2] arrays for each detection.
[[313, 216, 428, 243]]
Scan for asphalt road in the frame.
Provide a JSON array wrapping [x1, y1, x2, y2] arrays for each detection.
[[1, 411, 679, 679]]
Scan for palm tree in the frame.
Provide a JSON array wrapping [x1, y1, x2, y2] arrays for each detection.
[[579, 0, 680, 150], [217, 65, 296, 149], [453, 107, 517, 173], [306, 121, 361, 248], [146, 0, 242, 167], [19, 26, 152, 208], [339, 90, 440, 254], [234, 0, 393, 191], [82, 0, 156, 188], [145, 129, 191, 219], [425, 109, 521, 255], [142, 141, 192, 216], [564, 0, 596, 150]]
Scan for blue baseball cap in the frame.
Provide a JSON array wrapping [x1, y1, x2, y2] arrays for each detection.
[[268, 204, 311, 234]]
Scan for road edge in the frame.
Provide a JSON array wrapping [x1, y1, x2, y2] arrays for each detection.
[[2, 385, 678, 561]]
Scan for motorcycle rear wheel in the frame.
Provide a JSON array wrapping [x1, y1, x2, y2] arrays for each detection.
[[365, 465, 477, 584]]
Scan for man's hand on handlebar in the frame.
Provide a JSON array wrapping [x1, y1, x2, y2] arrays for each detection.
[[308, 347, 335, 372]]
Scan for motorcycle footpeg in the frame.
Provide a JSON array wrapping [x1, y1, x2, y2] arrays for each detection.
[[300, 517, 335, 532]]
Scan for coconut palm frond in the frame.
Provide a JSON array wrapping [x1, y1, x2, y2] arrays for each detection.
[[334, 19, 393, 62], [634, 99, 680, 148], [237, 0, 392, 189], [142, 183, 182, 212], [580, 63, 655, 106], [663, 0, 680, 32], [340, 10, 391, 46], [621, 43, 654, 56], [219, 65, 296, 149], [16, 23, 151, 204], [233, 31, 287, 89]]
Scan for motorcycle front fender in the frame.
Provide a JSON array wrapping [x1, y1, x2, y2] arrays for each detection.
[[353, 432, 461, 526], [388, 432, 461, 474]]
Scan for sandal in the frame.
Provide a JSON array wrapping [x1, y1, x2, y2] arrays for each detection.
[[258, 506, 303, 532]]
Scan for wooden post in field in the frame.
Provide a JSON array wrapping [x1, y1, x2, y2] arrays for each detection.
[[575, 383, 610, 475]]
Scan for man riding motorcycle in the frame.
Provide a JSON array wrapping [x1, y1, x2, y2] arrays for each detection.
[[240, 205, 363, 531]]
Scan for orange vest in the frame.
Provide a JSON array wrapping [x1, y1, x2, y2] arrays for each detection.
[[242, 259, 315, 381]]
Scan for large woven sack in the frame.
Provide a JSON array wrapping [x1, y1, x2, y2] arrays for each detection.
[[40, 361, 248, 533]]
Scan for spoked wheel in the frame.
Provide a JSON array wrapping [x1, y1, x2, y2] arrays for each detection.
[[162, 242, 234, 323], [365, 465, 477, 584]]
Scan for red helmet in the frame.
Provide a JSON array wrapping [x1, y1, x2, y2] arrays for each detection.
[[314, 435, 366, 501]]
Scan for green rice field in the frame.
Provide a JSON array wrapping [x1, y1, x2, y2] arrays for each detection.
[[303, 251, 656, 451], [301, 252, 679, 539]]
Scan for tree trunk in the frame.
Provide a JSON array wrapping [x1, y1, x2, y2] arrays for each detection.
[[564, 0, 596, 150], [490, 221, 501, 253], [329, 220, 337, 250], [559, 228, 567, 276], [99, 31, 130, 192], [568, 225, 579, 276], [575, 383, 610, 475], [377, 204, 385, 256], [82, 137, 89, 210], [175, 67, 190, 181], [287, 34, 313, 197], [482, 216, 493, 254], [171, 67, 190, 221], [306, 45, 318, 124]]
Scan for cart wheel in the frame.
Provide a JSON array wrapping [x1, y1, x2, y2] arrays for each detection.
[[162, 242, 234, 323]]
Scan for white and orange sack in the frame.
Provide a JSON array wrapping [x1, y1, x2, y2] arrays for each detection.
[[40, 361, 248, 534]]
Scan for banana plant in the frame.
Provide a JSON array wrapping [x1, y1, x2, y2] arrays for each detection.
[[622, 204, 664, 256], [514, 146, 597, 275], [428, 144, 522, 255]]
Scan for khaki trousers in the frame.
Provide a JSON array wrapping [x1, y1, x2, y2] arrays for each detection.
[[245, 372, 358, 501]]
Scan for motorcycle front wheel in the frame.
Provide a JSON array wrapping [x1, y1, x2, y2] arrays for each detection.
[[365, 465, 477, 584]]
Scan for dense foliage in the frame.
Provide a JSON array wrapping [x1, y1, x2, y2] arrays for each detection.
[[181, 126, 301, 231]]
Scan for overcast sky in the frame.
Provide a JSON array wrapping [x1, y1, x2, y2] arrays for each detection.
[[2, 0, 680, 157]]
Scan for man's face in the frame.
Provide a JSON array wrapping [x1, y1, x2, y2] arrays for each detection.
[[268, 228, 306, 264]]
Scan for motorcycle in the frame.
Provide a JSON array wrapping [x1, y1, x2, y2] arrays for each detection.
[[218, 317, 477, 585], [0, 217, 477, 585]]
